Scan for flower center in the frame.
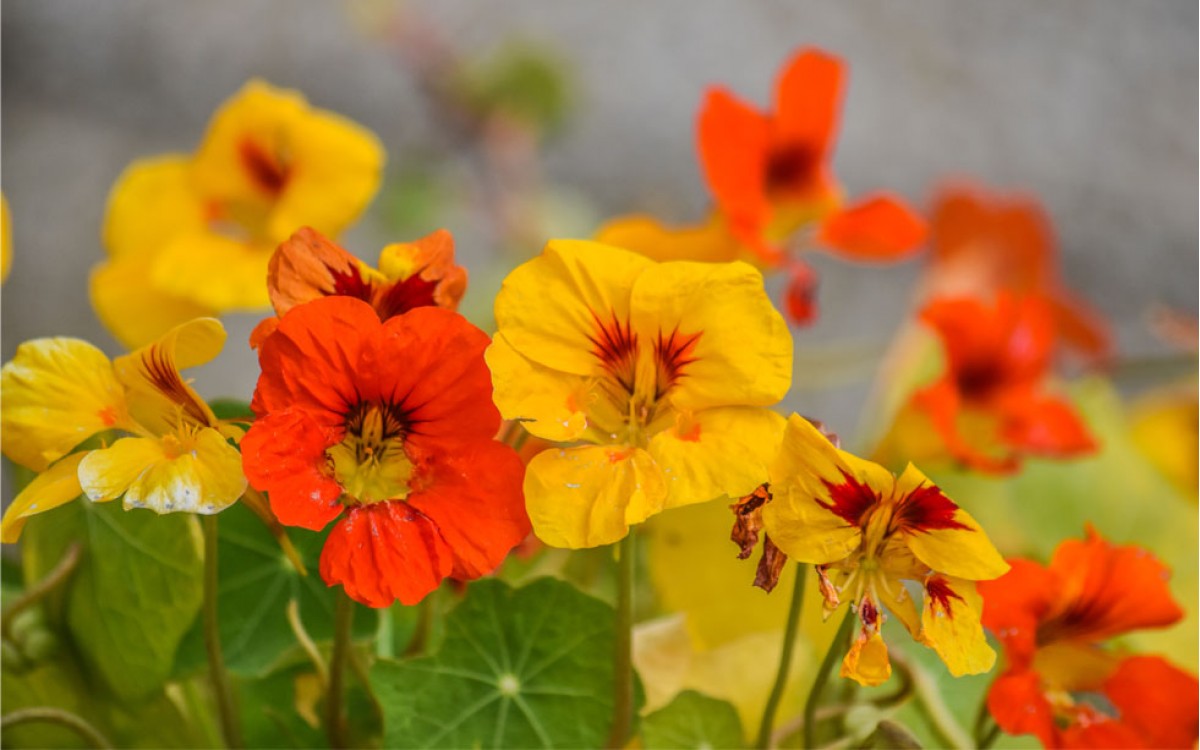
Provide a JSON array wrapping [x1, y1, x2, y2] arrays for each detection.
[[327, 403, 414, 504]]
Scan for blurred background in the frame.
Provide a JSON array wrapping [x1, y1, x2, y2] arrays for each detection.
[[2, 0, 1197, 435]]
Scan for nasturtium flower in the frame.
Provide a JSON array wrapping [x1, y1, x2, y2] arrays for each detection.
[[762, 414, 1009, 686], [913, 293, 1096, 473], [249, 226, 466, 348], [978, 529, 1198, 748], [926, 184, 1111, 361], [92, 79, 385, 348], [486, 240, 792, 549], [0, 319, 246, 541], [1129, 381, 1198, 503], [1, 192, 12, 283], [241, 296, 528, 607], [596, 47, 925, 324]]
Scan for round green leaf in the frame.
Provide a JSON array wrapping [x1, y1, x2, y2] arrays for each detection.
[[640, 690, 745, 749]]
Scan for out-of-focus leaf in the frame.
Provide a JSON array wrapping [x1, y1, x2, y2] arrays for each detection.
[[453, 41, 572, 133], [21, 499, 204, 701], [207, 398, 255, 422], [372, 577, 636, 748], [174, 502, 377, 678], [640, 689, 744, 749]]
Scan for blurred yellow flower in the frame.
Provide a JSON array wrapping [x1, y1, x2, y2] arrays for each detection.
[[486, 240, 792, 548], [1, 193, 12, 282], [0, 319, 246, 541], [764, 414, 1008, 686], [92, 80, 385, 347], [1130, 381, 1198, 502]]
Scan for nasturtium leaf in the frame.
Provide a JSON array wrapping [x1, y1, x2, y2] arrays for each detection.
[[21, 498, 204, 701], [207, 397, 255, 422], [174, 501, 378, 677], [372, 576, 635, 749], [640, 690, 745, 749]]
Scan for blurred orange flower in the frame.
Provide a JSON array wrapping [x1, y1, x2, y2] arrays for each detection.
[[924, 184, 1111, 362], [913, 293, 1096, 473], [979, 529, 1197, 748], [597, 48, 926, 324], [249, 226, 466, 348], [241, 297, 528, 607]]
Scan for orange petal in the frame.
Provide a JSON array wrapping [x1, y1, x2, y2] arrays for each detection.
[[784, 261, 818, 325], [986, 669, 1059, 748], [977, 558, 1058, 669], [697, 87, 770, 238], [1047, 290, 1113, 364], [771, 48, 845, 162], [1104, 655, 1199, 749], [999, 395, 1097, 458], [814, 193, 927, 262], [240, 408, 343, 531], [320, 502, 454, 607], [266, 226, 369, 316]]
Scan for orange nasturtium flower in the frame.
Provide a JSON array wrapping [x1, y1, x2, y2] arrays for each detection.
[[249, 226, 467, 347], [241, 297, 529, 607], [0, 319, 246, 542], [978, 529, 1198, 748], [926, 184, 1111, 362], [761, 414, 1009, 686], [912, 293, 1096, 473], [597, 47, 926, 323], [92, 79, 384, 348], [486, 240, 792, 549]]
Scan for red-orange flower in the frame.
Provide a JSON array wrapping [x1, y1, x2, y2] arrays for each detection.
[[914, 293, 1096, 473], [241, 296, 528, 607], [925, 184, 1111, 362], [978, 529, 1197, 748], [249, 226, 466, 348]]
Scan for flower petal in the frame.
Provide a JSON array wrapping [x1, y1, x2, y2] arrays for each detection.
[[697, 87, 770, 239], [987, 669, 1058, 748], [150, 232, 273, 310], [265, 226, 378, 317], [630, 259, 792, 411], [113, 317, 225, 435], [1, 338, 131, 471], [814, 193, 927, 262], [241, 408, 342, 531], [90, 256, 219, 349], [977, 558, 1058, 670], [920, 575, 996, 677], [1104, 655, 1199, 750], [841, 629, 891, 687], [485, 333, 591, 443], [0, 453, 85, 543], [999, 394, 1096, 457], [524, 445, 667, 549], [647, 406, 785, 510], [102, 155, 207, 261], [594, 212, 746, 264], [320, 502, 453, 608], [771, 48, 844, 166]]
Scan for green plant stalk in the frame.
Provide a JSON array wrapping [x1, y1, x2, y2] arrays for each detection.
[[755, 564, 807, 749], [327, 588, 355, 749], [904, 652, 971, 750], [203, 514, 243, 749], [605, 533, 635, 748], [1, 542, 81, 639], [403, 595, 434, 657], [0, 707, 113, 749], [803, 609, 856, 750]]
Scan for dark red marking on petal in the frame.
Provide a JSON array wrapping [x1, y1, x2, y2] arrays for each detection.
[[893, 483, 971, 534], [587, 311, 639, 392], [375, 274, 440, 320], [859, 595, 881, 628], [654, 326, 701, 398], [817, 468, 880, 528], [926, 576, 965, 618], [140, 344, 212, 426], [238, 138, 290, 195], [329, 263, 375, 303], [765, 143, 820, 193]]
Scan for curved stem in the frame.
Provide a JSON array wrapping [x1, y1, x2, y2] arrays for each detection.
[[1, 543, 81, 638], [403, 595, 434, 657], [755, 564, 806, 749], [0, 707, 113, 749], [327, 588, 354, 749], [803, 610, 855, 750], [899, 651, 971, 750], [203, 515, 243, 749], [978, 722, 1001, 750], [605, 533, 635, 748]]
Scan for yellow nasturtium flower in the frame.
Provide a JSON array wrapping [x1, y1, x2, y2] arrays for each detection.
[[1, 192, 12, 282], [92, 79, 385, 348], [0, 319, 246, 542], [764, 414, 1009, 686], [486, 240, 792, 548]]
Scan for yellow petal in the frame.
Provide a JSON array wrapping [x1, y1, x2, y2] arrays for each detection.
[[90, 256, 218, 349], [79, 429, 246, 514], [630, 259, 791, 411], [494, 239, 653, 376], [1, 192, 12, 283], [648, 407, 785, 510], [919, 576, 996, 677], [101, 155, 207, 261], [114, 318, 225, 435], [0, 453, 86, 543], [762, 414, 877, 565], [484, 333, 592, 443], [524, 445, 666, 548], [150, 233, 273, 311], [877, 572, 921, 638], [841, 630, 891, 687], [595, 212, 747, 264], [894, 463, 1009, 581], [1, 338, 131, 471]]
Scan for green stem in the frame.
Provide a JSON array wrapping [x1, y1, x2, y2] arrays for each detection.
[[803, 610, 855, 750], [203, 515, 243, 749], [901, 652, 971, 750], [755, 564, 806, 749], [327, 588, 355, 749], [978, 722, 1001, 750], [0, 707, 113, 749], [1, 543, 81, 639], [403, 595, 434, 657], [605, 533, 635, 748]]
